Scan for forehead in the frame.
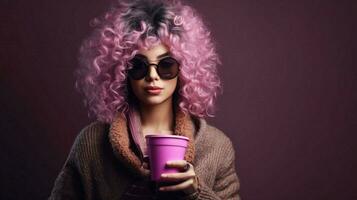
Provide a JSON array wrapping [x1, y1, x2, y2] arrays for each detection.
[[138, 43, 170, 60]]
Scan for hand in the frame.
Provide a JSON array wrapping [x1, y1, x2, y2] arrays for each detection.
[[159, 160, 199, 195]]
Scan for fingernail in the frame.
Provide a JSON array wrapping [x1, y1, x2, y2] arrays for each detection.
[[159, 187, 165, 191], [161, 174, 167, 178]]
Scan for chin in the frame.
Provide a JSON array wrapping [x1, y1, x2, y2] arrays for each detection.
[[139, 95, 171, 106], [142, 99, 166, 106]]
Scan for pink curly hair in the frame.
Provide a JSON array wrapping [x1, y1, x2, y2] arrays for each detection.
[[75, 0, 222, 123]]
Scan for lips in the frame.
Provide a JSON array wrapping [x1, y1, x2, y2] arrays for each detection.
[[145, 86, 163, 90], [144, 86, 163, 95]]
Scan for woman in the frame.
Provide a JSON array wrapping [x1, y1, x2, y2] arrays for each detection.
[[49, 0, 240, 199]]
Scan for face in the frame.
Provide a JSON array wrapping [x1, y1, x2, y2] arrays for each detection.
[[129, 43, 178, 106]]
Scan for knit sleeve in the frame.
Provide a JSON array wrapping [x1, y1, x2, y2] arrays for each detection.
[[48, 160, 84, 199], [48, 126, 91, 200], [186, 138, 241, 200], [48, 138, 85, 200]]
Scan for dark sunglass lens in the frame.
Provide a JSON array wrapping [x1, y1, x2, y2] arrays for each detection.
[[128, 57, 147, 79], [157, 57, 179, 79]]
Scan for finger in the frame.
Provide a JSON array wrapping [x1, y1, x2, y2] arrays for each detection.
[[166, 160, 191, 171], [166, 160, 187, 167], [161, 171, 195, 182], [159, 178, 194, 192]]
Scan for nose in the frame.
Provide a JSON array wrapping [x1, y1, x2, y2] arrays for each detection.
[[145, 64, 160, 81]]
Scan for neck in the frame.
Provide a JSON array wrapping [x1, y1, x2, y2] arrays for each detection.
[[138, 98, 174, 135]]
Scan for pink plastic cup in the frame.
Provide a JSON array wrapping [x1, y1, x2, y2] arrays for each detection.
[[145, 135, 189, 182]]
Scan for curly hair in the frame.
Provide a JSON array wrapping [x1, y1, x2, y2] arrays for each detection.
[[75, 0, 222, 123]]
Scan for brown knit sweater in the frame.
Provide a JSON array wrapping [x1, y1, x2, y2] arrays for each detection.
[[49, 111, 241, 200]]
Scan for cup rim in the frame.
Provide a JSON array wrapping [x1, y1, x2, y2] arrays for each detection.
[[145, 134, 189, 141]]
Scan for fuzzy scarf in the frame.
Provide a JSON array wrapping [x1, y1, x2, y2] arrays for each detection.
[[108, 109, 196, 177]]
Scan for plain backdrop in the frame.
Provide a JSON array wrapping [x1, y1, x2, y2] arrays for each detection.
[[1, 0, 356, 199]]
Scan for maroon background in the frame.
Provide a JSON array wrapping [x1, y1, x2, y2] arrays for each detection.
[[1, 0, 356, 199]]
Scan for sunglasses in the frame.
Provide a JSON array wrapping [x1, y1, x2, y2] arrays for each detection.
[[127, 54, 180, 80]]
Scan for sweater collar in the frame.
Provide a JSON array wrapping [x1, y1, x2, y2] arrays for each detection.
[[108, 109, 196, 177]]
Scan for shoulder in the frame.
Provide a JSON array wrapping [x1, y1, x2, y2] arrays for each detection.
[[194, 118, 236, 158], [195, 118, 234, 149], [76, 121, 108, 141], [70, 121, 109, 157], [206, 123, 233, 145]]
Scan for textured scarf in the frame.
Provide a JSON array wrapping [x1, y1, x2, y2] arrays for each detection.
[[108, 108, 196, 177]]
